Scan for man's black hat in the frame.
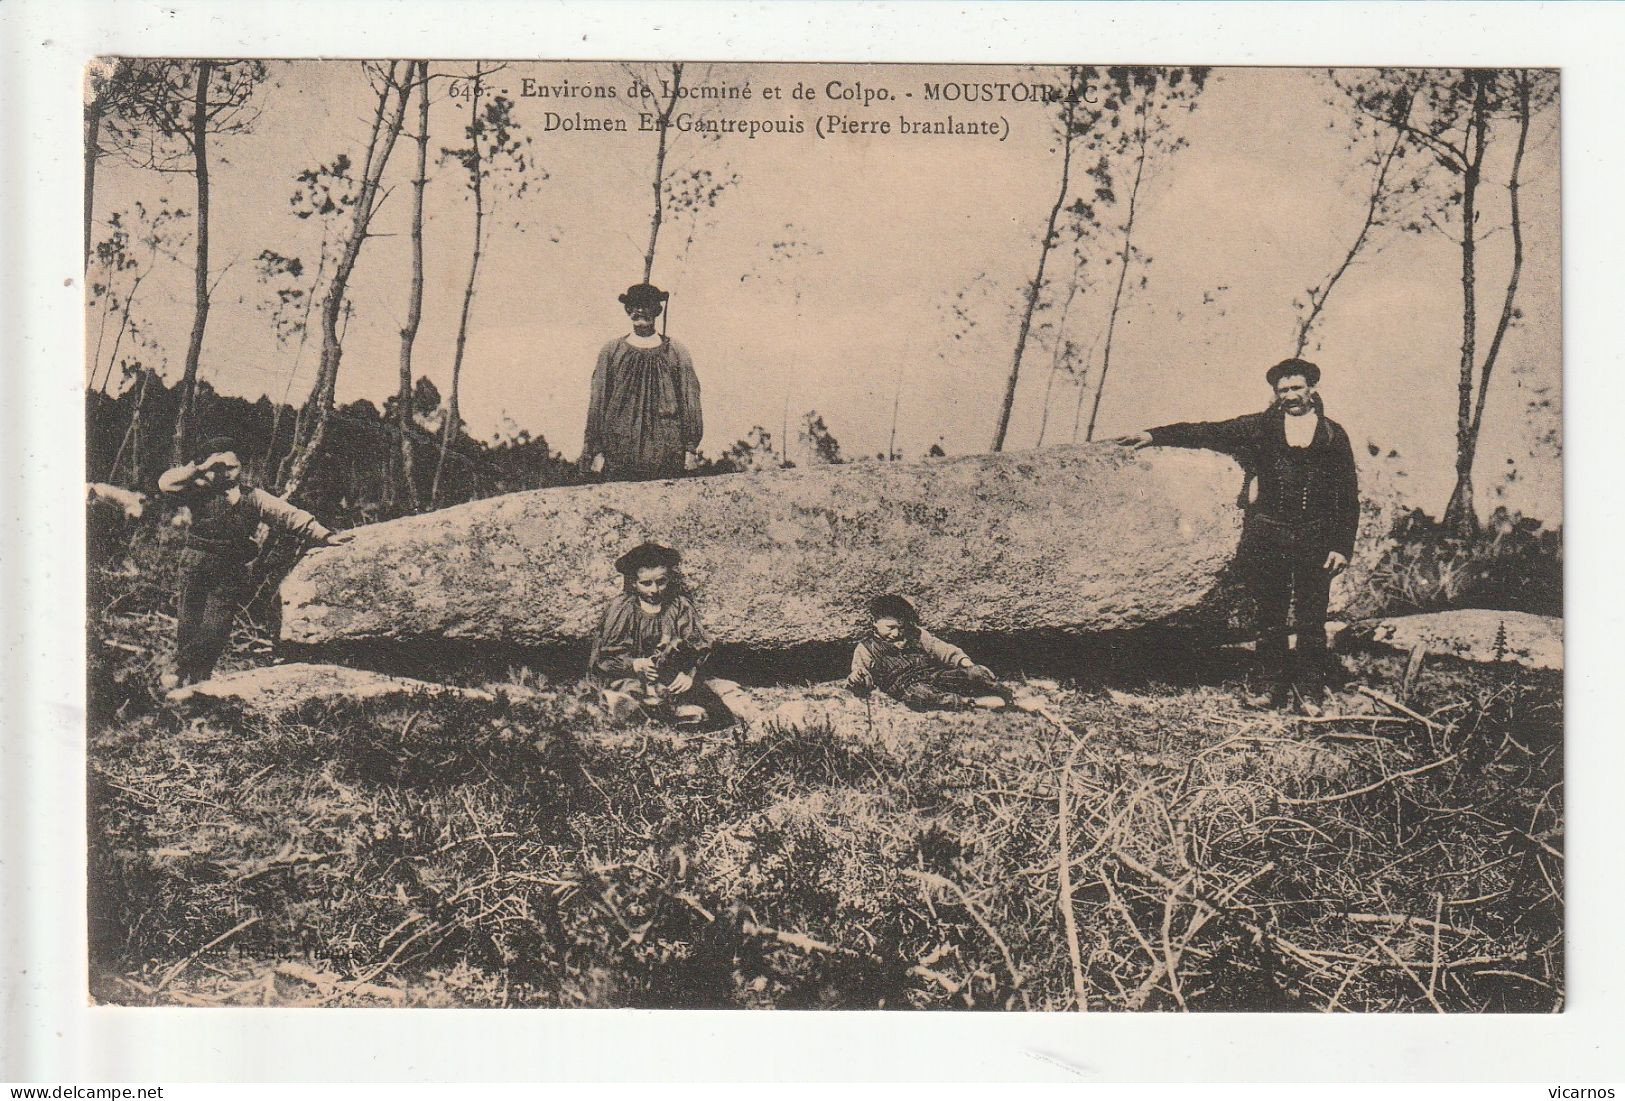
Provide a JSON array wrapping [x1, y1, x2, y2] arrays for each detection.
[[867, 593, 920, 625], [619, 282, 669, 309], [1266, 358, 1321, 387], [615, 541, 681, 576]]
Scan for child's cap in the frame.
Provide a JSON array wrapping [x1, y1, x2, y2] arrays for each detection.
[[192, 435, 241, 463], [867, 593, 919, 624], [615, 541, 681, 576]]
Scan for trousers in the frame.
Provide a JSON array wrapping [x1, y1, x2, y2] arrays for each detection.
[[1239, 516, 1334, 694], [888, 666, 1007, 712], [176, 549, 247, 685]]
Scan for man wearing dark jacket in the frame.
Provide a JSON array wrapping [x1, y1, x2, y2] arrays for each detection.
[[1117, 358, 1360, 713]]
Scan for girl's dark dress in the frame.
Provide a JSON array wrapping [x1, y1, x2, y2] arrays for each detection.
[[589, 592, 716, 720]]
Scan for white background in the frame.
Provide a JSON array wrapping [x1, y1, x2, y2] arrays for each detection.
[[3, 0, 1621, 1084]]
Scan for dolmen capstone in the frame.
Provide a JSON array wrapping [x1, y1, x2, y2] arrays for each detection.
[[280, 444, 1400, 655]]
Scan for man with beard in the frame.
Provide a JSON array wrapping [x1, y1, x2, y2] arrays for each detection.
[[580, 282, 703, 482], [1116, 358, 1360, 714]]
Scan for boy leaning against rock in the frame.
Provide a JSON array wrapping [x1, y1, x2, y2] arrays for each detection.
[[157, 435, 350, 692]]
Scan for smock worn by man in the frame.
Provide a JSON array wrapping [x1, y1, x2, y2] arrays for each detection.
[[581, 282, 703, 482]]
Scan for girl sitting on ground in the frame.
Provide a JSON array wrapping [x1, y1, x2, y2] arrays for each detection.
[[589, 541, 719, 726]]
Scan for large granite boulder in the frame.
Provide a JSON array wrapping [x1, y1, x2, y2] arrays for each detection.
[[281, 444, 1402, 655]]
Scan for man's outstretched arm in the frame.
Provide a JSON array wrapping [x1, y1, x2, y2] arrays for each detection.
[[1115, 413, 1259, 457], [248, 488, 346, 545]]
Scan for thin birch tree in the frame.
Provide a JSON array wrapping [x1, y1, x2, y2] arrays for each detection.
[[1290, 79, 1423, 357], [1341, 68, 1554, 533], [1083, 67, 1207, 444], [281, 61, 413, 499], [991, 67, 1084, 452], [992, 67, 1206, 450], [396, 60, 431, 511], [641, 62, 684, 282], [619, 62, 739, 291], [103, 60, 268, 466], [430, 66, 536, 508], [1034, 259, 1085, 447]]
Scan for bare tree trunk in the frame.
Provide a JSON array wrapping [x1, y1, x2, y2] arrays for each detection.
[[992, 72, 1078, 452], [1454, 72, 1532, 531], [1085, 98, 1150, 444], [89, 280, 117, 389], [1442, 77, 1491, 536], [887, 366, 904, 460], [266, 247, 327, 485], [170, 59, 213, 467], [282, 62, 411, 500], [397, 60, 429, 511], [107, 367, 152, 485], [1294, 121, 1408, 356], [128, 368, 148, 488], [1036, 265, 1082, 447], [1070, 339, 1097, 444], [92, 268, 148, 394], [432, 66, 486, 509], [1035, 360, 1061, 449], [277, 404, 305, 488], [84, 95, 104, 269], [642, 63, 684, 282]]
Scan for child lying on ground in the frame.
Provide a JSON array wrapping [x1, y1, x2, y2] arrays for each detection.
[[845, 594, 1021, 712], [589, 541, 724, 726]]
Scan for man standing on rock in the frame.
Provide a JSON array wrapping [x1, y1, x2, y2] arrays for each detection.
[[580, 282, 704, 482], [1116, 358, 1360, 714]]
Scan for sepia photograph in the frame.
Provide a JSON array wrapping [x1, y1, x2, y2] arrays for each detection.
[[79, 57, 1564, 1014]]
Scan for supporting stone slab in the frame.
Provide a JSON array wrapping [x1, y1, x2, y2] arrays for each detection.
[[1333, 609, 1562, 672], [165, 662, 531, 715]]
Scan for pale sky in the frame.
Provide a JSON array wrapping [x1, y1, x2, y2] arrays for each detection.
[[88, 62, 1562, 520]]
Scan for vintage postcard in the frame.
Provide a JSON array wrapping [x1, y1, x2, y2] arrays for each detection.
[[82, 59, 1562, 1013]]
